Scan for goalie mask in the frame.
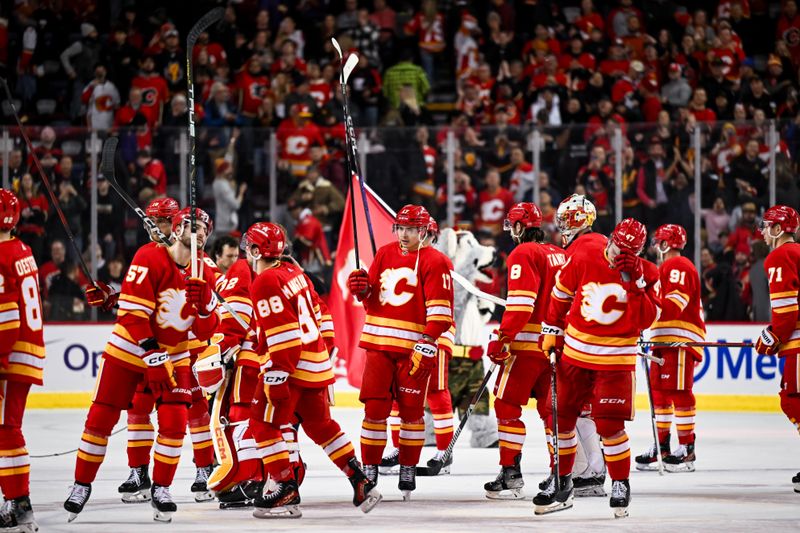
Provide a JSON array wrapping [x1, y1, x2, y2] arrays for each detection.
[[556, 194, 596, 246]]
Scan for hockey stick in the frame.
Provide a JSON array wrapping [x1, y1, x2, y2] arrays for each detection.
[[332, 39, 377, 256], [186, 7, 225, 277], [641, 353, 665, 475], [100, 138, 252, 333], [549, 348, 561, 492], [450, 270, 507, 308], [0, 76, 99, 288], [638, 341, 753, 348]]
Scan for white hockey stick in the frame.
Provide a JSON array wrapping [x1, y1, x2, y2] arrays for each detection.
[[450, 270, 507, 308]]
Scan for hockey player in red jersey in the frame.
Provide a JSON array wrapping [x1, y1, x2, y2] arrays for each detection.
[[483, 202, 566, 500], [535, 217, 660, 518], [635, 224, 705, 473], [64, 207, 220, 523], [348, 205, 454, 499], [0, 190, 45, 532], [244, 222, 381, 518], [754, 205, 800, 494]]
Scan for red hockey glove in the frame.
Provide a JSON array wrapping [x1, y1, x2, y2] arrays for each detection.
[[755, 326, 781, 356], [486, 330, 512, 364], [263, 370, 291, 403], [615, 251, 645, 292], [185, 277, 217, 316], [409, 336, 437, 380], [85, 281, 119, 312], [193, 342, 225, 394], [540, 323, 565, 357], [347, 269, 370, 301], [142, 340, 177, 395]]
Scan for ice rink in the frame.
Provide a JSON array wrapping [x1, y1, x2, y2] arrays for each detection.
[[26, 407, 799, 532]]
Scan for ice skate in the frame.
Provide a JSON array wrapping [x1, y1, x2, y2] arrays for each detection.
[[63, 482, 91, 523], [346, 458, 383, 513], [191, 465, 215, 502], [217, 480, 264, 509], [151, 484, 177, 523], [398, 465, 416, 501], [379, 447, 400, 475], [118, 466, 151, 503], [635, 433, 670, 471], [792, 472, 800, 493], [485, 455, 524, 500], [664, 442, 696, 473], [533, 474, 574, 515], [252, 479, 301, 519], [573, 473, 606, 497], [610, 479, 631, 518], [0, 496, 38, 532], [416, 450, 452, 476]]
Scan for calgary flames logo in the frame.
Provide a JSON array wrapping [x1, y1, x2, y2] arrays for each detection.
[[580, 282, 627, 325], [379, 267, 418, 307], [156, 288, 193, 332]]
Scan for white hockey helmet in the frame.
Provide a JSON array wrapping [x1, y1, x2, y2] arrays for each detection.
[[556, 194, 597, 245]]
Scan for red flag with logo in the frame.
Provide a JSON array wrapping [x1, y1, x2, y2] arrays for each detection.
[[327, 175, 396, 388]]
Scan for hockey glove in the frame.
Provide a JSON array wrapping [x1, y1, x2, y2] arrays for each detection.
[[185, 277, 217, 316], [409, 336, 437, 381], [193, 342, 225, 394], [347, 269, 371, 301], [85, 281, 119, 312], [263, 370, 291, 403], [486, 330, 512, 364], [540, 323, 565, 357], [756, 326, 781, 355], [615, 251, 646, 292], [142, 340, 177, 395]]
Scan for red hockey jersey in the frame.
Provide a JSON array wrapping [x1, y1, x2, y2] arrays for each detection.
[[359, 243, 454, 354], [250, 262, 334, 387], [649, 256, 706, 360], [500, 242, 566, 358], [216, 258, 259, 368], [106, 244, 219, 371], [546, 233, 660, 371], [476, 187, 515, 235], [0, 238, 45, 385], [764, 242, 800, 356]]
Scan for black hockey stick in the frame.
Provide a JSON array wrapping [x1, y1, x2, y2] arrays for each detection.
[[641, 353, 665, 475], [331, 39, 377, 257], [100, 138, 252, 333], [638, 341, 753, 349], [0, 76, 99, 288], [186, 7, 225, 277], [417, 362, 497, 475]]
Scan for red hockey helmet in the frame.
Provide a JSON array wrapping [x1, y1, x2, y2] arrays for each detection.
[[504, 202, 543, 232], [428, 219, 440, 239], [653, 224, 687, 250], [242, 222, 286, 259], [762, 205, 800, 235], [0, 189, 21, 231], [611, 218, 648, 255], [395, 204, 431, 228], [172, 207, 213, 236], [146, 197, 180, 219]]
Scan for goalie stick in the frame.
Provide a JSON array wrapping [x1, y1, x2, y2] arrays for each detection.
[[0, 76, 100, 290], [100, 138, 251, 333]]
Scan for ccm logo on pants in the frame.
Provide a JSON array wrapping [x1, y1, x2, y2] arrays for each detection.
[[598, 398, 626, 404], [399, 387, 422, 395]]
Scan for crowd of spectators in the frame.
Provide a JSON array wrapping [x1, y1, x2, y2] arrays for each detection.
[[2, 0, 800, 322]]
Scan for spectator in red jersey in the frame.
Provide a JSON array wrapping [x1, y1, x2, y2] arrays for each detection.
[[576, 145, 614, 233], [16, 173, 49, 262], [404, 0, 446, 83], [277, 104, 326, 178], [288, 198, 332, 276], [306, 62, 332, 110], [236, 56, 269, 123], [777, 0, 800, 67], [130, 55, 168, 127], [688, 87, 717, 122], [599, 38, 630, 78], [114, 88, 152, 162], [135, 148, 167, 196], [639, 77, 662, 122], [476, 169, 514, 235], [574, 0, 605, 36], [611, 59, 644, 116], [621, 14, 648, 60], [608, 0, 644, 39], [559, 34, 596, 75], [28, 127, 61, 178], [39, 240, 66, 299], [436, 170, 477, 228], [192, 32, 227, 68], [725, 200, 762, 256], [271, 39, 307, 78]]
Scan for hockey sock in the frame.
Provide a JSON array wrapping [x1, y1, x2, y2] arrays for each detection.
[[398, 418, 426, 466], [495, 399, 525, 466], [360, 418, 387, 465], [427, 388, 454, 450], [76, 402, 121, 484], [388, 404, 401, 449], [189, 406, 214, 467], [779, 392, 800, 436], [250, 420, 291, 481], [152, 403, 188, 486], [672, 390, 696, 445], [126, 412, 154, 468], [545, 426, 554, 468], [654, 405, 674, 443], [598, 424, 631, 481], [0, 427, 29, 500], [556, 429, 578, 474], [310, 426, 355, 472], [281, 424, 300, 464]]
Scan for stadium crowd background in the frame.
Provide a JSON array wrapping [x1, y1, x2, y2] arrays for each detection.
[[1, 0, 799, 324]]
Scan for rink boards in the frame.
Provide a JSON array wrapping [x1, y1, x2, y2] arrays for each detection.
[[29, 322, 778, 411]]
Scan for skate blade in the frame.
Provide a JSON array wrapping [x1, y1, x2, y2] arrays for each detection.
[[194, 490, 215, 502], [485, 488, 525, 500], [358, 488, 383, 514], [635, 463, 660, 472], [401, 490, 412, 502], [16, 523, 39, 533], [378, 466, 400, 475], [664, 462, 695, 473], [153, 510, 174, 523], [252, 504, 302, 519], [533, 494, 574, 516], [613, 506, 629, 518], [219, 500, 254, 510], [120, 490, 151, 503], [794, 482, 800, 494], [67, 512, 79, 523], [574, 486, 607, 498]]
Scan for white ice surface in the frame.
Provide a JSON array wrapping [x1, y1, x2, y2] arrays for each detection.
[[24, 408, 800, 532]]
